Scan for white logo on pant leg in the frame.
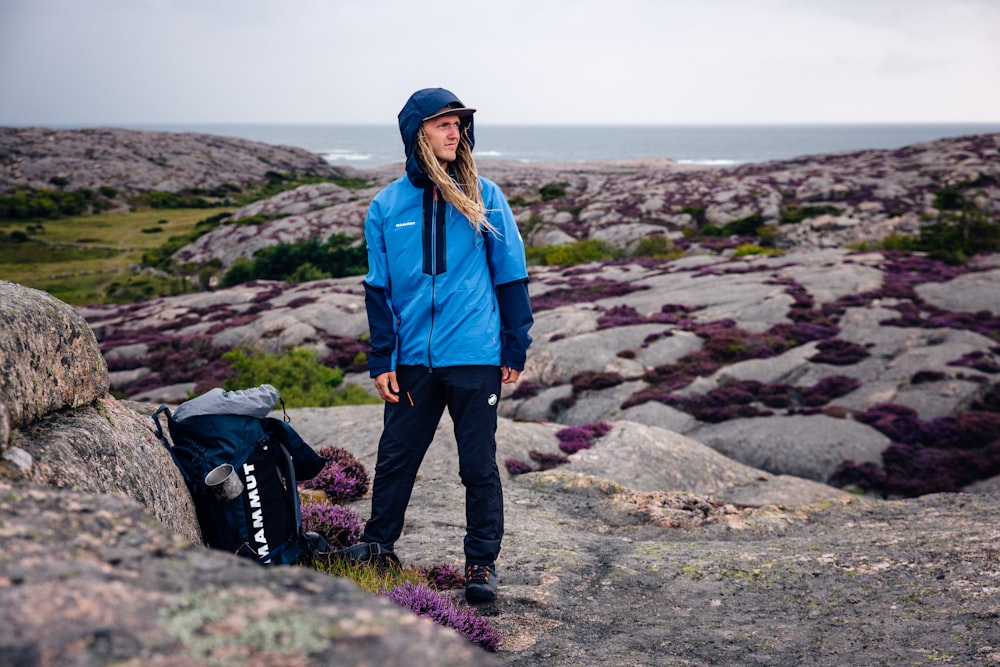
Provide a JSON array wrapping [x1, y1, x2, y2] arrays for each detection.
[[487, 394, 498, 406]]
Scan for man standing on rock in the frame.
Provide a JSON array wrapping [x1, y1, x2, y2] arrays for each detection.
[[348, 87, 533, 603]]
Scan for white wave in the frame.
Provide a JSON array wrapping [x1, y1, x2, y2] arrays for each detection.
[[322, 149, 373, 162], [677, 158, 742, 166], [476, 150, 503, 157]]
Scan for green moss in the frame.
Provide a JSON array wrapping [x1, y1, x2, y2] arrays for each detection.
[[162, 589, 333, 661], [96, 401, 114, 425]]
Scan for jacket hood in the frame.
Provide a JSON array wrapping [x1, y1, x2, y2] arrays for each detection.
[[398, 88, 476, 186]]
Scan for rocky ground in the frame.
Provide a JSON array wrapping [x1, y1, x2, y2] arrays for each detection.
[[79, 246, 1000, 498], [2, 129, 1000, 665]]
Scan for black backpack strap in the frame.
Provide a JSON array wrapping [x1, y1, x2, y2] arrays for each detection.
[[276, 441, 302, 531], [152, 405, 193, 486]]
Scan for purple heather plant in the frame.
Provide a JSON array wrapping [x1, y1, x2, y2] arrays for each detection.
[[300, 501, 363, 550], [947, 351, 1000, 374], [104, 355, 146, 372], [382, 583, 502, 652], [571, 371, 625, 393], [659, 375, 861, 423], [548, 394, 578, 417], [911, 370, 948, 384], [510, 381, 542, 400], [973, 382, 1000, 412], [322, 334, 370, 373], [808, 339, 871, 366], [205, 313, 259, 336], [284, 295, 318, 309], [529, 449, 569, 470], [555, 422, 612, 455], [504, 458, 534, 476], [300, 446, 369, 503], [836, 396, 1000, 497], [531, 277, 649, 313], [116, 333, 234, 397], [252, 286, 286, 302], [596, 304, 648, 329], [800, 375, 862, 406], [418, 563, 466, 591]]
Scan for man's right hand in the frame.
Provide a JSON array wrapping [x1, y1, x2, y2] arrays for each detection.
[[373, 371, 400, 403]]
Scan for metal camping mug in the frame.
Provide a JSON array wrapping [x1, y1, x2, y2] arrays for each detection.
[[205, 463, 244, 502]]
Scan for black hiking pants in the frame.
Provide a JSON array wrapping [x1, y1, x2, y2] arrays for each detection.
[[361, 364, 504, 565]]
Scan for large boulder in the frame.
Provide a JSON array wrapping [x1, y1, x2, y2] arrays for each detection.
[[12, 397, 201, 543], [0, 281, 110, 429]]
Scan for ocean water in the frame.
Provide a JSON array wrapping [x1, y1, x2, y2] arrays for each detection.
[[116, 122, 1000, 169]]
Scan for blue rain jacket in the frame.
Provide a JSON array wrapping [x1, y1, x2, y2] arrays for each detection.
[[363, 88, 533, 377]]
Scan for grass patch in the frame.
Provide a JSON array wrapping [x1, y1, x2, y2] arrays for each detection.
[[313, 556, 425, 593], [0, 206, 232, 305]]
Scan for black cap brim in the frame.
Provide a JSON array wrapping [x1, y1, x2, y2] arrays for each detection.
[[422, 106, 476, 121]]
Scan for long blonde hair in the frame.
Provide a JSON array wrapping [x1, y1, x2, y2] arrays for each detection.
[[415, 126, 498, 236]]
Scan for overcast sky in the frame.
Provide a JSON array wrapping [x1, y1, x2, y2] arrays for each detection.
[[1, 0, 998, 126]]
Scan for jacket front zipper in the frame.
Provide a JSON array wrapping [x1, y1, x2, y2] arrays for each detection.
[[427, 186, 438, 368]]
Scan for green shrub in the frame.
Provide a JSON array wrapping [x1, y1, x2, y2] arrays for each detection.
[[721, 214, 765, 237], [932, 186, 965, 211], [680, 206, 707, 225], [918, 207, 1000, 262], [781, 204, 840, 224], [104, 274, 190, 303], [218, 257, 256, 286], [873, 206, 999, 262], [877, 232, 918, 252], [0, 187, 107, 221], [219, 234, 367, 287], [221, 347, 378, 408], [525, 239, 622, 266], [732, 243, 783, 258], [518, 213, 541, 235], [756, 224, 779, 247], [287, 262, 330, 283], [539, 182, 569, 201], [630, 235, 678, 259], [141, 191, 213, 209]]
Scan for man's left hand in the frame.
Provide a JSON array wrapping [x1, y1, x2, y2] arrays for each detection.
[[501, 366, 522, 384]]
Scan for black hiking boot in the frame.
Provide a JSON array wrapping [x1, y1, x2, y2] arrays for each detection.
[[330, 541, 400, 569], [465, 562, 498, 603]]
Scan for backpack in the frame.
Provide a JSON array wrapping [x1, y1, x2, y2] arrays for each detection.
[[153, 384, 329, 565]]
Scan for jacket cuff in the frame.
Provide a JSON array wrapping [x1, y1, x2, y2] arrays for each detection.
[[496, 278, 533, 370]]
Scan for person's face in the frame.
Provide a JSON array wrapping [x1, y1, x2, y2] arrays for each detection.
[[421, 114, 462, 168]]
